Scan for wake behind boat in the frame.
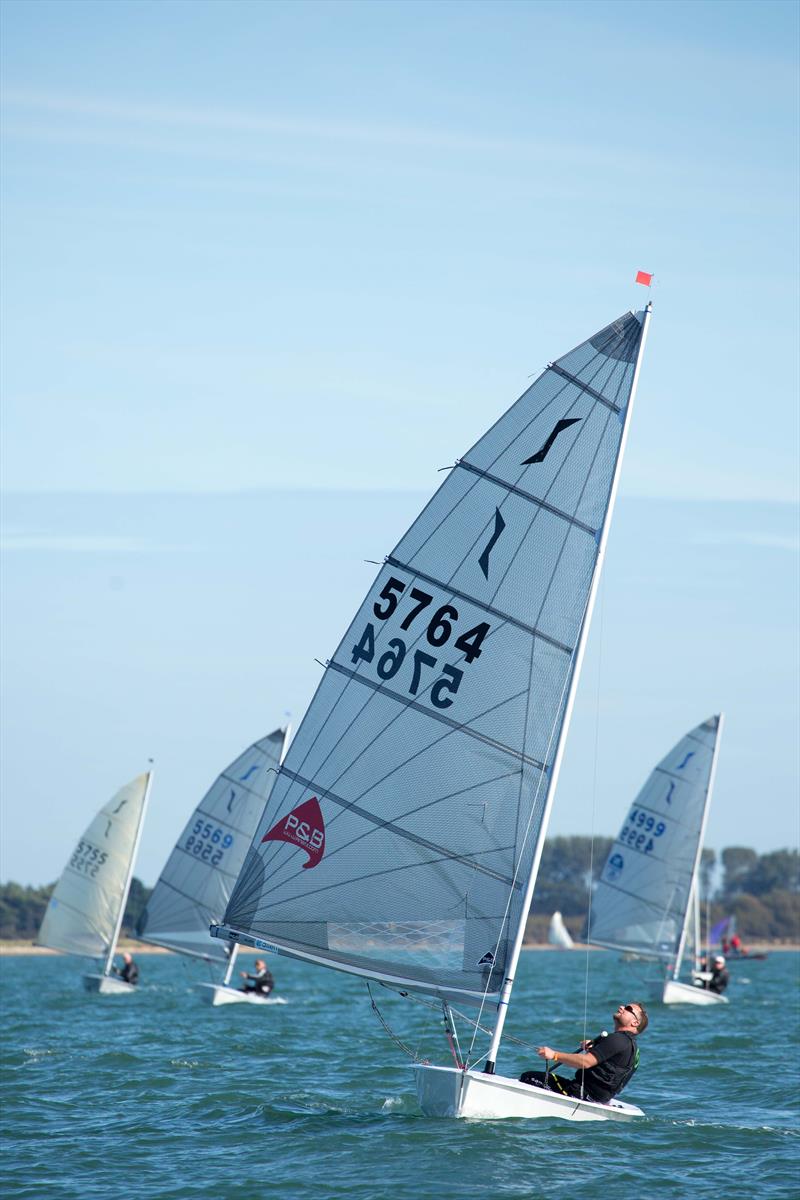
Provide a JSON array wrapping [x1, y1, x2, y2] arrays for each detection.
[[37, 772, 153, 994], [212, 302, 652, 1121]]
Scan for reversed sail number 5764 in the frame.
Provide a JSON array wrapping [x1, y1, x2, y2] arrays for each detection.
[[350, 575, 489, 708]]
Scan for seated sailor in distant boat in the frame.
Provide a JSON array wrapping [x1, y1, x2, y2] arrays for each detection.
[[519, 1001, 647, 1104], [705, 955, 729, 994], [112, 952, 139, 986], [240, 959, 274, 996]]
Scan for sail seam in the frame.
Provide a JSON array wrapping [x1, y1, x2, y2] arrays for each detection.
[[385, 556, 573, 653], [280, 765, 522, 888], [455, 462, 597, 537], [547, 363, 622, 413], [326, 661, 547, 771]]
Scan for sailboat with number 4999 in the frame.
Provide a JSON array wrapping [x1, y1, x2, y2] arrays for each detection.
[[212, 302, 652, 1120]]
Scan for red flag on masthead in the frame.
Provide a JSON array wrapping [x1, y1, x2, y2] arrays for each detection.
[[635, 270, 653, 286]]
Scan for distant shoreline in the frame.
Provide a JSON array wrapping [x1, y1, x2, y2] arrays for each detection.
[[1, 939, 796, 956]]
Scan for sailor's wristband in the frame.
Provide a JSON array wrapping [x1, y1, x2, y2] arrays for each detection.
[[552, 1051, 558, 1062]]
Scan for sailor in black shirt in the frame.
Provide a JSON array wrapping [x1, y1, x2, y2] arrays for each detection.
[[519, 1000, 647, 1103], [240, 959, 274, 996], [112, 952, 139, 986], [707, 955, 729, 995]]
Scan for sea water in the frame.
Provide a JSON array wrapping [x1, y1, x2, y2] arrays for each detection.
[[1, 950, 798, 1199]]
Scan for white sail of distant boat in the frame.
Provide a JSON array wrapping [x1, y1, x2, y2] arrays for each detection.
[[37, 772, 153, 995], [588, 715, 727, 1007], [548, 911, 575, 950], [137, 729, 289, 1006], [212, 303, 652, 1121]]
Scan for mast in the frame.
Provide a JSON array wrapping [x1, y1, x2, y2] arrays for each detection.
[[219, 725, 289, 989], [671, 713, 724, 987], [223, 943, 240, 987], [103, 769, 153, 978], [483, 304, 652, 1073]]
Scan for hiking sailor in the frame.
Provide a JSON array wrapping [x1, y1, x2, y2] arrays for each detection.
[[706, 955, 729, 995], [240, 958, 274, 997], [112, 951, 139, 986], [519, 1001, 647, 1103]]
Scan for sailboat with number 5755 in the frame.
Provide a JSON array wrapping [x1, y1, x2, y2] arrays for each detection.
[[212, 300, 652, 1121]]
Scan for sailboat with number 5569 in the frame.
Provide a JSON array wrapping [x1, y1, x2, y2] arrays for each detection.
[[212, 301, 652, 1120]]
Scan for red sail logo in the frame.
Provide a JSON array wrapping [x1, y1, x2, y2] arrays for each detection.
[[261, 797, 325, 870]]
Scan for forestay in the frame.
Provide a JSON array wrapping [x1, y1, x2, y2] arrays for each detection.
[[216, 310, 647, 1004], [138, 731, 286, 962], [37, 774, 151, 960], [588, 716, 722, 960]]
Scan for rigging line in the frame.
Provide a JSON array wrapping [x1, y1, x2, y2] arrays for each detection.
[[273, 336, 622, 800], [366, 983, 419, 1061]]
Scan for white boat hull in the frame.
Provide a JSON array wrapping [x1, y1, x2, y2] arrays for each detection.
[[83, 973, 137, 995], [662, 979, 728, 1006], [195, 983, 287, 1007], [413, 1064, 644, 1122]]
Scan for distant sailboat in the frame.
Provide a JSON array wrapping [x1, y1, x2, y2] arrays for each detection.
[[37, 772, 153, 994], [138, 730, 288, 1005], [589, 715, 727, 1007], [212, 303, 652, 1121], [548, 911, 575, 949]]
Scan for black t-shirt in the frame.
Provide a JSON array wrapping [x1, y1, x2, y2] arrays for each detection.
[[574, 1031, 637, 1102]]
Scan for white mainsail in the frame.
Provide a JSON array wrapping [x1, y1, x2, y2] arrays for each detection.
[[548, 911, 575, 949], [137, 730, 287, 963], [37, 773, 151, 962], [214, 304, 651, 1037], [588, 715, 724, 965]]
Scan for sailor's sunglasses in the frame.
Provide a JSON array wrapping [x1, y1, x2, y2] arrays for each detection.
[[622, 1004, 639, 1016]]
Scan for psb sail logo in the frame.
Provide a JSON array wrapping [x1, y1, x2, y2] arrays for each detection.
[[262, 797, 325, 869]]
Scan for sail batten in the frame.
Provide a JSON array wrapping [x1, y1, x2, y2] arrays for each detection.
[[588, 715, 722, 961], [219, 308, 648, 1003], [547, 363, 622, 412], [457, 461, 598, 536], [137, 731, 286, 962], [386, 555, 573, 648]]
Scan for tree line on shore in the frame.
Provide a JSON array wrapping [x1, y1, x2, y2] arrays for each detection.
[[1, 841, 797, 943]]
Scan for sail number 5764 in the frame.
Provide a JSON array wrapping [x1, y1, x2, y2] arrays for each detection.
[[350, 576, 489, 708]]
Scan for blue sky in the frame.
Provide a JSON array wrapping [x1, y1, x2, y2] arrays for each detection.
[[1, 0, 797, 886]]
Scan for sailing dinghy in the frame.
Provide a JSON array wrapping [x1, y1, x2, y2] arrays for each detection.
[[138, 729, 289, 1006], [589, 715, 727, 1007], [37, 772, 153, 994], [548, 911, 575, 950], [212, 304, 652, 1120]]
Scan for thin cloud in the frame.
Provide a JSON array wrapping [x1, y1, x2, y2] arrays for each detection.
[[0, 531, 183, 553]]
